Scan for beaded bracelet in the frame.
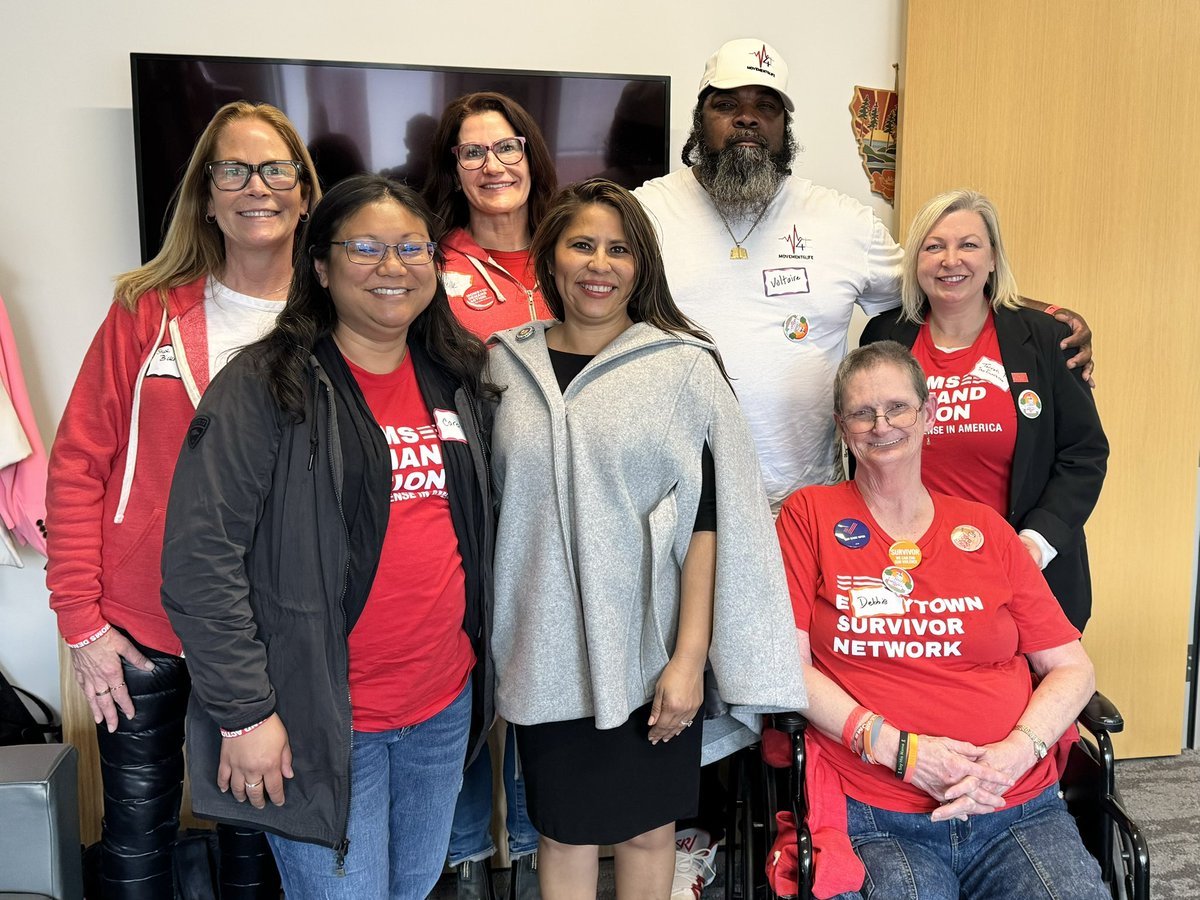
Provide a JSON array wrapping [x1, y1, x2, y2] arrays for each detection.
[[220, 719, 267, 739], [66, 623, 111, 649], [850, 714, 873, 757], [843, 705, 871, 752]]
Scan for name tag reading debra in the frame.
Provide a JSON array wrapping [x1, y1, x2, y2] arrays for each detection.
[[850, 586, 906, 617]]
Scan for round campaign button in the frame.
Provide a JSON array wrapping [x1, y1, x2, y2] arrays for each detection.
[[515, 325, 535, 342], [1018, 389, 1042, 418], [881, 566, 914, 596], [888, 540, 922, 570], [834, 518, 871, 549], [951, 524, 985, 552]]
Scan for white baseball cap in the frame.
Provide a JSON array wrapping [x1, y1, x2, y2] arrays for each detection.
[[698, 38, 795, 112]]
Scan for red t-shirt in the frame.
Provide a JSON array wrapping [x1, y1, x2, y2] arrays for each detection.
[[345, 354, 474, 732], [912, 315, 1017, 516], [776, 481, 1080, 813], [487, 248, 536, 294]]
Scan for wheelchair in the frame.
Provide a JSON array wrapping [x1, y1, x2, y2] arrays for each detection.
[[723, 692, 1149, 900]]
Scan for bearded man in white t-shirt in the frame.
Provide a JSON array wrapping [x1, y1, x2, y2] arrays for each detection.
[[635, 38, 1091, 514]]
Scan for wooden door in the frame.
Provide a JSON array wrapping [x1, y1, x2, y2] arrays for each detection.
[[899, 0, 1200, 757]]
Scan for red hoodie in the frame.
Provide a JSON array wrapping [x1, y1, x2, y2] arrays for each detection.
[[47, 277, 214, 654], [440, 226, 550, 339]]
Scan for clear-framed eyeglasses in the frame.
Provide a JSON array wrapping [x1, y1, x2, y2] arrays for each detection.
[[451, 136, 527, 170], [839, 402, 923, 433], [330, 240, 438, 266], [206, 160, 303, 192]]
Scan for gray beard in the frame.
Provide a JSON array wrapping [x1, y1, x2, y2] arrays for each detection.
[[697, 145, 787, 221]]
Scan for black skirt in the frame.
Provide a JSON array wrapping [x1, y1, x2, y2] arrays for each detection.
[[514, 701, 702, 845]]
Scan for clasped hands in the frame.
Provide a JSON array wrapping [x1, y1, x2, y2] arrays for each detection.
[[904, 730, 1040, 823]]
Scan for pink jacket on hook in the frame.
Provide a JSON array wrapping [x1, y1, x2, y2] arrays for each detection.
[[0, 292, 48, 560]]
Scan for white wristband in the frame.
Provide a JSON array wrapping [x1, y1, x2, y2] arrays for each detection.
[[66, 623, 112, 649], [221, 719, 268, 739]]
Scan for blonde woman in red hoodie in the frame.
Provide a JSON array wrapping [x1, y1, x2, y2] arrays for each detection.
[[46, 101, 320, 899]]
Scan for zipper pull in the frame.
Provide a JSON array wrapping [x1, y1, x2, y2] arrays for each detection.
[[308, 434, 318, 471], [334, 838, 350, 875]]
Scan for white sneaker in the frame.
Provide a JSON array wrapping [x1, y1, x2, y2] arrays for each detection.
[[671, 828, 718, 899]]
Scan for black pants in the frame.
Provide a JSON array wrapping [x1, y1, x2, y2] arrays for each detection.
[[95, 633, 280, 899]]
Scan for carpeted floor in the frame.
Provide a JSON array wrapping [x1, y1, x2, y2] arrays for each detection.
[[431, 751, 1199, 899], [1116, 749, 1200, 900]]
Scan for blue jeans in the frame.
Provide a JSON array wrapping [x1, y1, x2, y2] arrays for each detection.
[[267, 682, 471, 899], [447, 721, 540, 865], [831, 784, 1108, 899]]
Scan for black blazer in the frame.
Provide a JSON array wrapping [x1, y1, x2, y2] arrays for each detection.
[[861, 306, 1108, 630]]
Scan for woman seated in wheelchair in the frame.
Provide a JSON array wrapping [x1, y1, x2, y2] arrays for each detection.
[[775, 341, 1108, 899]]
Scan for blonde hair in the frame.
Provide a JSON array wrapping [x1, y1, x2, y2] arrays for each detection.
[[900, 189, 1020, 323], [113, 101, 321, 310]]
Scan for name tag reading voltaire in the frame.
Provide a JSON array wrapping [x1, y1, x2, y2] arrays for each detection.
[[850, 586, 906, 617]]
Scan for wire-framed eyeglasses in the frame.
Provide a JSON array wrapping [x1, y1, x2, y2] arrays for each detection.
[[839, 402, 923, 433], [329, 240, 438, 266]]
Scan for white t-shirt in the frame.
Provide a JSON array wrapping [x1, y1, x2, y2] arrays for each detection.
[[204, 276, 286, 376], [635, 169, 903, 509]]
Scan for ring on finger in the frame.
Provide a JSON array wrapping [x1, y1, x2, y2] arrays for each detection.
[[680, 719, 694, 728], [245, 779, 263, 789], [95, 686, 113, 696]]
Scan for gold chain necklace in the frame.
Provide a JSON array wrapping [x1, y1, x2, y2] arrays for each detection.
[[712, 189, 779, 260]]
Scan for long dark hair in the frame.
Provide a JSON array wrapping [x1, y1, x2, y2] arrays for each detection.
[[423, 92, 558, 238], [531, 178, 730, 382], [255, 174, 490, 417]]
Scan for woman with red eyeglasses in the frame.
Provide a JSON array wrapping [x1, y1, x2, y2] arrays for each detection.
[[423, 91, 561, 900], [424, 92, 558, 345]]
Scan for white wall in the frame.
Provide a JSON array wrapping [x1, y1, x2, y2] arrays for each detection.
[[0, 1, 902, 710]]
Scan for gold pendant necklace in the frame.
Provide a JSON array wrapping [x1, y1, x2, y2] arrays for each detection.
[[714, 192, 776, 261]]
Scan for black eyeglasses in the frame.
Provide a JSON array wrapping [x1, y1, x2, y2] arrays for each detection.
[[450, 137, 527, 170], [206, 160, 303, 192], [330, 240, 438, 266], [839, 402, 922, 433]]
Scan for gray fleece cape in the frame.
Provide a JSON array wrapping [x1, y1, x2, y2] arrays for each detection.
[[488, 321, 807, 763]]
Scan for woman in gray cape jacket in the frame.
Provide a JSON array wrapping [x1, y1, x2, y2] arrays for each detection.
[[487, 178, 806, 898]]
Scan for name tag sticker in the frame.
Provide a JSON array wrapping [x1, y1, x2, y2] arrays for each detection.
[[763, 267, 810, 297], [850, 586, 906, 617], [147, 345, 182, 379], [434, 409, 468, 443], [969, 355, 1009, 391]]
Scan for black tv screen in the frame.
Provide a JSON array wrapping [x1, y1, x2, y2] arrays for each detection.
[[131, 53, 671, 263]]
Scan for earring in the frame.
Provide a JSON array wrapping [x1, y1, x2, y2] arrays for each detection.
[[204, 213, 216, 224], [299, 212, 310, 223]]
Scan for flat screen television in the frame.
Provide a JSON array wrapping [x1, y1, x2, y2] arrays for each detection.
[[131, 52, 672, 263]]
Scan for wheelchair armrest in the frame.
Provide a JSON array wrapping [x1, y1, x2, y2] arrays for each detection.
[[772, 711, 810, 735], [1079, 691, 1124, 735]]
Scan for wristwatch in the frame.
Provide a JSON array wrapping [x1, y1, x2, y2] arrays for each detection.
[[1015, 724, 1048, 759]]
